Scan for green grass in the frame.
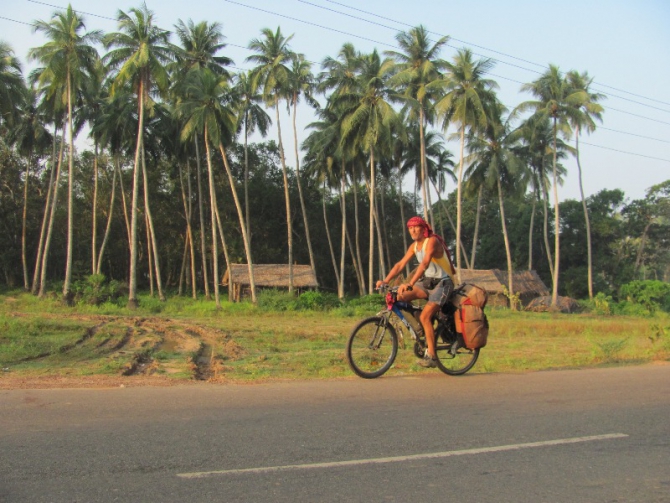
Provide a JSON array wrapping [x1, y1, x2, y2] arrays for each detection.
[[0, 290, 668, 382]]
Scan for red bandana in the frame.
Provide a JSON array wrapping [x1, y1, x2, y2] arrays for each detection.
[[406, 216, 433, 238]]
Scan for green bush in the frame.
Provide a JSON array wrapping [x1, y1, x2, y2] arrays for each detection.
[[256, 289, 300, 311], [297, 291, 341, 311], [619, 280, 670, 314], [73, 274, 125, 306]]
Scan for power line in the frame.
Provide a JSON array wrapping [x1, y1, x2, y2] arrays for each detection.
[[26, 0, 116, 21], [320, 0, 670, 109], [8, 0, 669, 161], [580, 141, 670, 163], [599, 127, 670, 144]]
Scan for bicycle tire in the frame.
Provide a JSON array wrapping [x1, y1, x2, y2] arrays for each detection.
[[346, 316, 398, 379], [435, 339, 480, 376]]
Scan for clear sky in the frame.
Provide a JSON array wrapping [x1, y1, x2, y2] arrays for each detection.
[[2, 0, 669, 203]]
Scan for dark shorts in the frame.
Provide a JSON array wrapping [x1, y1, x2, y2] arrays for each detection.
[[414, 277, 454, 306]]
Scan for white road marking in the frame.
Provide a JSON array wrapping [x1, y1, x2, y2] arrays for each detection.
[[177, 433, 628, 479]]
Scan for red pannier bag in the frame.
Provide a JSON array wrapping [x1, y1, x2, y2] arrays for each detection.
[[450, 284, 489, 349]]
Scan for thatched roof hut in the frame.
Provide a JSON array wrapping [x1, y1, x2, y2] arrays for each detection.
[[222, 264, 318, 301], [458, 269, 549, 307]]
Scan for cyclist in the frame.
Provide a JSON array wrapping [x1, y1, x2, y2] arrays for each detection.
[[375, 216, 456, 368]]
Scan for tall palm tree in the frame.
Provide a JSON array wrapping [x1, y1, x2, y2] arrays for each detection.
[[567, 70, 605, 300], [338, 49, 397, 293], [233, 71, 271, 241], [103, 4, 171, 308], [246, 27, 296, 292], [29, 5, 101, 304], [7, 86, 51, 291], [517, 65, 582, 305], [171, 19, 233, 298], [466, 102, 523, 305], [177, 68, 257, 304], [288, 53, 320, 280], [512, 114, 569, 278], [386, 25, 448, 221], [432, 49, 497, 282], [0, 42, 24, 126]]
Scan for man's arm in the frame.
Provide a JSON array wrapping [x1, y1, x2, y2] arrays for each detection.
[[376, 245, 415, 289]]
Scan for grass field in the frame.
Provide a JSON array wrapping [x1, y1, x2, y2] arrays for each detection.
[[1, 291, 669, 385]]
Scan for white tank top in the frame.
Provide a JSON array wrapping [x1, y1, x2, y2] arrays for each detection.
[[414, 238, 452, 280]]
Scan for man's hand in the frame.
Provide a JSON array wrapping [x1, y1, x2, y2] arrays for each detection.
[[375, 280, 387, 290], [397, 283, 413, 295]]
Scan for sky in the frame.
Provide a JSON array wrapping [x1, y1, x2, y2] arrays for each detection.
[[2, 0, 670, 203]]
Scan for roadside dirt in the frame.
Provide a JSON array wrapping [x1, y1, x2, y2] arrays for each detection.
[[1, 313, 243, 389]]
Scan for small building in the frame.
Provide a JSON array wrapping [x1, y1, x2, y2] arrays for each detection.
[[458, 269, 550, 307], [222, 264, 318, 302]]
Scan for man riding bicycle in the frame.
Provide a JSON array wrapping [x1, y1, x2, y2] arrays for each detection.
[[375, 216, 456, 368]]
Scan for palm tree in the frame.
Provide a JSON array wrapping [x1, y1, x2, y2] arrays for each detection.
[[465, 102, 523, 306], [288, 53, 320, 280], [386, 25, 448, 221], [7, 86, 51, 291], [246, 27, 296, 292], [517, 65, 582, 305], [233, 71, 271, 241], [177, 68, 257, 305], [171, 19, 233, 298], [432, 48, 497, 282], [567, 70, 605, 300], [338, 49, 397, 293], [29, 5, 101, 304], [512, 114, 569, 278], [103, 4, 172, 308], [0, 42, 24, 126], [319, 43, 366, 293]]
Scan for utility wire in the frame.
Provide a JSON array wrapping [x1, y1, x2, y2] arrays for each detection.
[[9, 1, 669, 153], [580, 141, 670, 163], [320, 0, 670, 108]]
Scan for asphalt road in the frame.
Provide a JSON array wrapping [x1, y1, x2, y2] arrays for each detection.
[[1, 364, 669, 503]]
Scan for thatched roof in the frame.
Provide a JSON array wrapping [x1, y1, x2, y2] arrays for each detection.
[[458, 269, 549, 297], [222, 264, 318, 288]]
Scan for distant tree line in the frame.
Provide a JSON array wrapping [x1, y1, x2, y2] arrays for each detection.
[[0, 4, 668, 307]]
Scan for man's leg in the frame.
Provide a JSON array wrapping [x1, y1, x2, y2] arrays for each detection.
[[420, 302, 440, 358]]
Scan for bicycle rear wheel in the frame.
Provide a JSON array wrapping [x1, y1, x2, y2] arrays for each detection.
[[435, 334, 480, 376], [346, 316, 398, 379]]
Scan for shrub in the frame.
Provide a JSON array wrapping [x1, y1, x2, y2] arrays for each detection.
[[619, 280, 670, 314], [73, 274, 125, 305], [297, 291, 341, 311]]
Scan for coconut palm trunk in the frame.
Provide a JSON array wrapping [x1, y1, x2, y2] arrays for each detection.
[[127, 79, 145, 308], [219, 143, 257, 303], [419, 109, 430, 222], [292, 98, 317, 280], [38, 127, 65, 298], [528, 195, 536, 270], [575, 130, 593, 299], [202, 125, 220, 308], [456, 124, 465, 282], [368, 149, 376, 294], [352, 174, 365, 293], [432, 178, 471, 269], [322, 181, 340, 288], [194, 135, 210, 299], [141, 142, 165, 301], [21, 150, 34, 290], [62, 71, 75, 304], [91, 142, 99, 275], [541, 178, 555, 283], [339, 164, 347, 299], [32, 134, 59, 294], [96, 163, 116, 274], [398, 170, 409, 277], [274, 102, 293, 293], [551, 118, 561, 306], [498, 178, 515, 308]]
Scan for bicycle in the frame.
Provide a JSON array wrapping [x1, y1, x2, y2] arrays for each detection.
[[346, 285, 480, 378]]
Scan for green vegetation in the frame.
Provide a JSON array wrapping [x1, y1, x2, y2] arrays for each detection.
[[1, 290, 667, 384]]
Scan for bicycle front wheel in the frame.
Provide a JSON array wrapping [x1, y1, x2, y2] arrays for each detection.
[[435, 337, 480, 376], [346, 316, 398, 379]]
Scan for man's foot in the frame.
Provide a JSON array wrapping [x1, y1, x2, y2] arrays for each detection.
[[417, 354, 437, 368]]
